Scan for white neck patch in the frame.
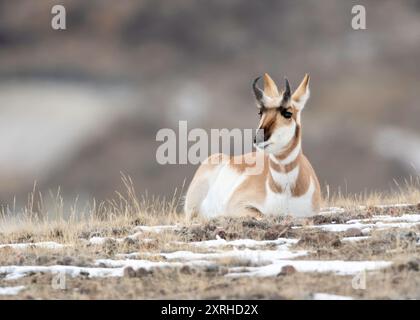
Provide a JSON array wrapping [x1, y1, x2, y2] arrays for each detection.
[[270, 140, 301, 165], [269, 165, 300, 192]]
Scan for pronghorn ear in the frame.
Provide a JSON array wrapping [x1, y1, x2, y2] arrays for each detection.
[[263, 73, 280, 98], [292, 74, 310, 110]]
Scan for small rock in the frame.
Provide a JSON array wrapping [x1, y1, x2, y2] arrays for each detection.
[[204, 265, 220, 273], [132, 218, 145, 226], [136, 267, 151, 277], [344, 228, 364, 237], [312, 214, 347, 225], [214, 228, 227, 240], [111, 228, 125, 236], [278, 265, 296, 276], [123, 266, 137, 278], [80, 271, 90, 277], [179, 265, 193, 275], [16, 253, 25, 265], [123, 237, 138, 246], [398, 231, 417, 242], [396, 259, 419, 272], [35, 255, 50, 265], [218, 267, 229, 276], [226, 232, 239, 240], [407, 259, 419, 272], [57, 256, 74, 265], [263, 230, 279, 241], [89, 231, 102, 238]]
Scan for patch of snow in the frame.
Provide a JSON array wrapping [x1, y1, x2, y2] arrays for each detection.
[[88, 237, 110, 245], [309, 214, 420, 233], [311, 222, 374, 233], [0, 241, 66, 250], [0, 259, 215, 281], [227, 260, 392, 277], [153, 247, 308, 264], [127, 232, 152, 241], [373, 203, 414, 209], [375, 221, 420, 230], [132, 225, 179, 233], [0, 265, 124, 280], [0, 285, 25, 295], [116, 252, 142, 259], [312, 293, 354, 300], [189, 237, 298, 249], [342, 236, 370, 242], [319, 207, 345, 214], [347, 214, 420, 224], [95, 259, 212, 269]]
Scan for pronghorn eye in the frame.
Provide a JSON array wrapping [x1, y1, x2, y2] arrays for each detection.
[[281, 109, 293, 119]]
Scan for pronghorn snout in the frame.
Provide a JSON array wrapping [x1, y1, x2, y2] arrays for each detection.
[[254, 127, 273, 150], [254, 129, 268, 144]]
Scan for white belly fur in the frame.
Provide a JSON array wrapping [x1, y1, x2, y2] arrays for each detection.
[[200, 164, 246, 218], [199, 164, 315, 218]]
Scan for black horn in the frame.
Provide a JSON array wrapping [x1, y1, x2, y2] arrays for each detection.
[[283, 77, 291, 102], [252, 76, 264, 105]]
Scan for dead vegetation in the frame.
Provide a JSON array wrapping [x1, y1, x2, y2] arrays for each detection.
[[0, 180, 419, 299]]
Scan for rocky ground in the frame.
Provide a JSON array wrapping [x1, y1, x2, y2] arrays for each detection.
[[0, 199, 419, 299]]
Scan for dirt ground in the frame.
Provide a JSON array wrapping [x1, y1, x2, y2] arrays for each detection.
[[0, 198, 419, 300]]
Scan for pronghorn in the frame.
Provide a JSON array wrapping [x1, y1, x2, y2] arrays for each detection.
[[184, 73, 321, 219]]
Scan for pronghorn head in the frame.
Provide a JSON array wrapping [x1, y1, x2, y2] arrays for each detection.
[[253, 73, 310, 155]]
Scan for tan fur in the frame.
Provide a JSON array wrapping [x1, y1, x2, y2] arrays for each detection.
[[183, 153, 224, 220], [263, 73, 279, 97], [185, 73, 321, 218], [292, 73, 310, 102]]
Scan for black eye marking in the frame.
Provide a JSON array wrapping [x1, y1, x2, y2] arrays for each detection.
[[282, 110, 293, 119], [279, 107, 293, 119]]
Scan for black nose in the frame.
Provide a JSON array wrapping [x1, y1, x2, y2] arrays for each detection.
[[254, 130, 266, 144]]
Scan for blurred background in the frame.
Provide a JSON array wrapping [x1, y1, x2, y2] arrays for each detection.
[[0, 0, 419, 211]]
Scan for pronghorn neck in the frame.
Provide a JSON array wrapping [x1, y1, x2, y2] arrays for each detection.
[[267, 125, 302, 193], [270, 124, 302, 168]]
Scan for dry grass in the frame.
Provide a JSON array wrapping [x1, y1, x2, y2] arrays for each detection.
[[0, 177, 419, 300]]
